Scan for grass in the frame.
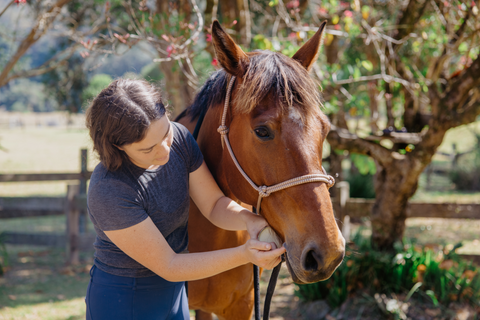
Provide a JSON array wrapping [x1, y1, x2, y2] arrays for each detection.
[[0, 245, 93, 320], [0, 126, 98, 197]]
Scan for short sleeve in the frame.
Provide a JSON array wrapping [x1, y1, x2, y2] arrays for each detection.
[[172, 122, 204, 173], [87, 179, 149, 231]]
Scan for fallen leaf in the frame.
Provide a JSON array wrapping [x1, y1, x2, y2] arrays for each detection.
[[425, 308, 441, 316]]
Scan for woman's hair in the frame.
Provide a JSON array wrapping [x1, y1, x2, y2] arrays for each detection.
[[86, 78, 166, 171]]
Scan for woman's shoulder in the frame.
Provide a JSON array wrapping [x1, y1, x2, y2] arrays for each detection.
[[89, 163, 138, 195], [171, 122, 192, 141]]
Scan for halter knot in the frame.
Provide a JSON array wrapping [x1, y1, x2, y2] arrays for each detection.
[[217, 125, 229, 135], [326, 176, 335, 189], [259, 185, 270, 198]]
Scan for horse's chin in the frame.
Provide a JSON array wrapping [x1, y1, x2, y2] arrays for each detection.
[[285, 250, 337, 285], [284, 255, 307, 285]]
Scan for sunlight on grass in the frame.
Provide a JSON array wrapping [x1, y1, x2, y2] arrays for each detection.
[[0, 126, 99, 197], [411, 191, 480, 203], [0, 297, 86, 320]]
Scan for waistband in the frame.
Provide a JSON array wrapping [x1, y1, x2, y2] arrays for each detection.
[[90, 265, 183, 290]]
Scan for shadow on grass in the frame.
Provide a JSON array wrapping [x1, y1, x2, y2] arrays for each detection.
[[0, 245, 93, 311]]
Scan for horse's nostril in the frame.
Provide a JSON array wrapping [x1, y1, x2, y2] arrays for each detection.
[[303, 249, 320, 271]]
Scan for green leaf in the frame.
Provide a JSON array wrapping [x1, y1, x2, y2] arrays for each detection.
[[459, 42, 468, 54], [350, 153, 376, 175], [426, 290, 439, 306], [361, 60, 373, 71], [353, 67, 361, 79], [405, 282, 422, 302]]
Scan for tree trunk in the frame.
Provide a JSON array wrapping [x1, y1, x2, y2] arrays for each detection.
[[159, 62, 195, 117], [155, 0, 196, 117], [370, 162, 417, 250]]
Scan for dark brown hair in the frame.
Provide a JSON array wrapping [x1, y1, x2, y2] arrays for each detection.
[[86, 78, 166, 171]]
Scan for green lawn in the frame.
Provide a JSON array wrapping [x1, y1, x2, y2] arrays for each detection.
[[0, 126, 98, 197], [0, 245, 93, 320]]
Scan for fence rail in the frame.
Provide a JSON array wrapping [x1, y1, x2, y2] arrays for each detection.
[[1, 149, 479, 265], [332, 199, 480, 220], [0, 172, 92, 182], [0, 149, 90, 265]]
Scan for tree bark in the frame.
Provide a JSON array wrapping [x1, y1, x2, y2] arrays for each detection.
[[370, 158, 420, 250], [155, 0, 196, 117]]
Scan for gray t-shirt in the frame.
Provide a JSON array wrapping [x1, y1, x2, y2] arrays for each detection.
[[87, 122, 204, 278]]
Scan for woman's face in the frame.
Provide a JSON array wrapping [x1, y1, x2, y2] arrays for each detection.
[[118, 116, 174, 169]]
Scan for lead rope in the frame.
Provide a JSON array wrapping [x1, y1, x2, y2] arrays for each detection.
[[217, 76, 335, 320]]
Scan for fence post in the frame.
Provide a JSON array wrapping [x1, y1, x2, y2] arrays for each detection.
[[79, 149, 88, 234], [336, 181, 350, 242], [451, 143, 458, 171], [66, 184, 80, 265], [426, 165, 432, 191]]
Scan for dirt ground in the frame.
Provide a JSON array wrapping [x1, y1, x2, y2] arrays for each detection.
[[261, 265, 479, 320]]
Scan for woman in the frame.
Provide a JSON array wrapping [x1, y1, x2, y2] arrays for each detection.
[[84, 78, 285, 320]]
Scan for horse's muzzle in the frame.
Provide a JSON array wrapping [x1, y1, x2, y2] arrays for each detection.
[[285, 241, 345, 284]]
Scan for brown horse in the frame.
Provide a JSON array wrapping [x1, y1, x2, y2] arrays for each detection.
[[177, 21, 345, 320]]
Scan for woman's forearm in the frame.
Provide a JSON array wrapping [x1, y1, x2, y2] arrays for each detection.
[[161, 246, 248, 282], [207, 196, 250, 231]]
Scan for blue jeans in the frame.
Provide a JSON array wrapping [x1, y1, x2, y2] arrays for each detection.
[[85, 265, 189, 320]]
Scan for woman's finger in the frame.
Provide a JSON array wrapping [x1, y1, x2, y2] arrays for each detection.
[[248, 239, 273, 251], [258, 246, 286, 260]]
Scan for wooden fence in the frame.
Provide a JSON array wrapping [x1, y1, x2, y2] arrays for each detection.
[[332, 181, 480, 243], [425, 143, 477, 190], [0, 149, 93, 265], [1, 150, 479, 265]]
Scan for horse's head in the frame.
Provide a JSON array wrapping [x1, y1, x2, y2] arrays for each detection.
[[211, 21, 345, 284]]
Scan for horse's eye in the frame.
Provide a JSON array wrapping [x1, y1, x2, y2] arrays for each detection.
[[254, 127, 271, 139]]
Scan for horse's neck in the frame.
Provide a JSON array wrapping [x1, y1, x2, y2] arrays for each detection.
[[195, 104, 238, 202]]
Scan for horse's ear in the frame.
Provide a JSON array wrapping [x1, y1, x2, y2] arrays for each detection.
[[211, 20, 249, 79], [292, 21, 327, 71]]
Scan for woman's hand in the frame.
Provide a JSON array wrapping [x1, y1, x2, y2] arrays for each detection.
[[242, 211, 269, 241], [243, 239, 286, 270]]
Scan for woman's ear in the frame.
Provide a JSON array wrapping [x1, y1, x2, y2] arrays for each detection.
[[114, 144, 124, 151]]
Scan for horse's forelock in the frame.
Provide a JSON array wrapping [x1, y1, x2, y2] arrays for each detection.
[[188, 51, 322, 125], [234, 51, 323, 124]]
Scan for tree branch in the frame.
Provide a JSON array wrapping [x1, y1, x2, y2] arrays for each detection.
[[5, 45, 77, 82], [443, 55, 480, 114], [0, 0, 14, 19], [0, 0, 72, 88], [394, 0, 429, 42], [327, 125, 394, 167]]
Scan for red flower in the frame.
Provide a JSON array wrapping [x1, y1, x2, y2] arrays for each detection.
[[344, 10, 353, 17], [167, 45, 174, 58], [318, 7, 327, 14], [211, 58, 218, 66], [286, 0, 299, 8], [14, 0, 27, 4]]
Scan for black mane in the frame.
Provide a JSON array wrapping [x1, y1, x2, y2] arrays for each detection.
[[176, 71, 228, 121]]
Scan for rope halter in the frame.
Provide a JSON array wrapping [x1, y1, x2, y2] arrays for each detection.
[[218, 76, 335, 215]]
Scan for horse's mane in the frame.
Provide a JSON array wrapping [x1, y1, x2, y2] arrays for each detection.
[[186, 50, 322, 122]]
